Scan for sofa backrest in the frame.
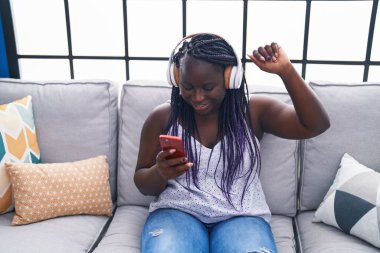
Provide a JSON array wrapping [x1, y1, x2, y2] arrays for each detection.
[[118, 81, 299, 216], [0, 79, 119, 202], [299, 81, 380, 211], [117, 81, 171, 206], [256, 91, 299, 216]]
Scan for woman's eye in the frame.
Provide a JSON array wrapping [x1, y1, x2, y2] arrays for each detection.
[[182, 85, 192, 91]]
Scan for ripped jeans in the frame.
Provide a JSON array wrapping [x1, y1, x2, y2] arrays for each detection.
[[141, 208, 278, 253]]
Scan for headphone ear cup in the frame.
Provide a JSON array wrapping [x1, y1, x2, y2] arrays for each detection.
[[224, 65, 242, 89], [167, 60, 175, 86], [224, 65, 233, 89], [167, 60, 180, 87], [229, 65, 243, 89], [173, 65, 180, 87]]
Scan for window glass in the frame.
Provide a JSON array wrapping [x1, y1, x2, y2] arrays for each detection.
[[8, 0, 378, 84], [245, 62, 302, 88], [306, 64, 364, 83], [73, 59, 126, 85], [247, 1, 305, 60], [127, 0, 182, 57], [187, 0, 243, 57], [69, 0, 124, 56], [129, 60, 168, 82], [19, 59, 70, 80], [371, 4, 380, 61], [308, 1, 372, 61], [368, 66, 380, 82], [11, 0, 68, 55]]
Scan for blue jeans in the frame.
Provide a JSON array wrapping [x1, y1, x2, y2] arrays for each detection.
[[141, 208, 278, 253]]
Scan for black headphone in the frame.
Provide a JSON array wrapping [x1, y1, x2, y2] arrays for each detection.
[[166, 33, 243, 89]]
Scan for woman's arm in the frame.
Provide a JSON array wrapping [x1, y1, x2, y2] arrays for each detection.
[[134, 103, 193, 196], [248, 43, 330, 140]]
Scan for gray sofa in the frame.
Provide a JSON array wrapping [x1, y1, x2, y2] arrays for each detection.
[[0, 78, 379, 253]]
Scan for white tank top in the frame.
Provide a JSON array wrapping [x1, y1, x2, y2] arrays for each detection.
[[149, 125, 271, 224]]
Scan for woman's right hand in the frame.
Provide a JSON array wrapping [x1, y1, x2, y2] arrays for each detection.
[[155, 149, 193, 180]]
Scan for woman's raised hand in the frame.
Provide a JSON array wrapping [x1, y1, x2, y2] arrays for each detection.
[[247, 42, 292, 77]]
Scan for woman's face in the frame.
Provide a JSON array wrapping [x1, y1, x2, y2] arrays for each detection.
[[179, 55, 226, 117]]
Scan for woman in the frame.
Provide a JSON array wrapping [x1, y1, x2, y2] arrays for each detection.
[[134, 33, 330, 253]]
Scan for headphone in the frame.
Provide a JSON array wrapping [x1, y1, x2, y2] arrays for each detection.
[[166, 33, 243, 89]]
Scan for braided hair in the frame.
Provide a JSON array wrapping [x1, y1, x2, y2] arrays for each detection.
[[165, 34, 261, 208]]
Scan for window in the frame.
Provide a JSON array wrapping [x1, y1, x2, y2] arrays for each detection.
[[69, 0, 125, 57], [11, 0, 68, 56], [1, 0, 379, 87]]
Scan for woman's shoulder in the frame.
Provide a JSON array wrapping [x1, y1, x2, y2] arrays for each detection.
[[144, 102, 171, 132], [248, 93, 284, 118], [248, 94, 271, 118], [151, 101, 171, 115], [248, 94, 280, 140]]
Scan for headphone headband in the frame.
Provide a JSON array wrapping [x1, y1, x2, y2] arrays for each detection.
[[166, 33, 243, 89]]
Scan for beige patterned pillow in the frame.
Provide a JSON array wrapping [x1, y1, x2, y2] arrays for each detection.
[[5, 155, 113, 225]]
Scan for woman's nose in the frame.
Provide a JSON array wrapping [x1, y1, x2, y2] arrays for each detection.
[[193, 89, 204, 102]]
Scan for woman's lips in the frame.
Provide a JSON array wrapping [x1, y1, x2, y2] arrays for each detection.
[[194, 103, 209, 111]]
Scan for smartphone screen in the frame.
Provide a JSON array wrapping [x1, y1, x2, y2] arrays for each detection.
[[159, 135, 186, 159]]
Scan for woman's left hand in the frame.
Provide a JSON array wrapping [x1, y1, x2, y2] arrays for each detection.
[[247, 42, 292, 77]]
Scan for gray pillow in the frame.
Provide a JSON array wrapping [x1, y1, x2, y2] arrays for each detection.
[[313, 153, 380, 248]]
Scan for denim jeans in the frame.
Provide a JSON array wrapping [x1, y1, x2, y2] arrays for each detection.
[[141, 208, 278, 253]]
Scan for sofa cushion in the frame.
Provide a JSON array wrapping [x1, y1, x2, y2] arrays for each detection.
[[0, 211, 111, 253], [270, 215, 297, 253], [6, 155, 113, 225], [0, 79, 118, 202], [296, 211, 379, 253], [254, 91, 298, 217], [117, 81, 298, 216], [92, 205, 148, 253], [0, 96, 41, 214], [93, 205, 296, 253], [299, 82, 380, 211], [313, 153, 380, 248]]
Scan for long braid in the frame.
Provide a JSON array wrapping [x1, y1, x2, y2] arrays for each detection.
[[167, 34, 261, 208]]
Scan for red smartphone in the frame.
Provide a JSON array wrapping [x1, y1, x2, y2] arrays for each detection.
[[159, 135, 186, 159]]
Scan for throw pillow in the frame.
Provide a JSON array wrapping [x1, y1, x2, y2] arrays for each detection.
[[313, 153, 380, 247], [5, 155, 113, 225], [0, 95, 41, 214]]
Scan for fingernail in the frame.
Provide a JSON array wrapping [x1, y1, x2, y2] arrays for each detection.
[[272, 56, 277, 61], [169, 149, 176, 154], [188, 162, 194, 167], [275, 53, 279, 57], [260, 56, 265, 61]]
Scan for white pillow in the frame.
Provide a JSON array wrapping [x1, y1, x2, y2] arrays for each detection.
[[313, 153, 380, 247]]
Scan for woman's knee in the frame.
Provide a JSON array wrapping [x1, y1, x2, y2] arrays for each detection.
[[210, 216, 277, 253], [141, 209, 209, 253]]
